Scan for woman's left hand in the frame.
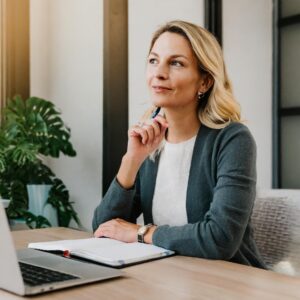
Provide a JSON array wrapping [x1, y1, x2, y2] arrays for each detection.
[[94, 218, 140, 243]]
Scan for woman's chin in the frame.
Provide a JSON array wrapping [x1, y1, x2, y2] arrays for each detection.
[[150, 99, 168, 107], [150, 101, 162, 107]]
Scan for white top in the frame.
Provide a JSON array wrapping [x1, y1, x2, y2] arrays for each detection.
[[152, 135, 197, 226]]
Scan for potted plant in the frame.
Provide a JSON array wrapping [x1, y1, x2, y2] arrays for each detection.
[[0, 95, 80, 228]]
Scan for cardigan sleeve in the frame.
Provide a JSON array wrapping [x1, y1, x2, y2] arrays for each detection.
[[92, 176, 142, 231], [152, 124, 257, 259]]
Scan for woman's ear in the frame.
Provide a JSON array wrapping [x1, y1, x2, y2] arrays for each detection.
[[199, 73, 214, 93]]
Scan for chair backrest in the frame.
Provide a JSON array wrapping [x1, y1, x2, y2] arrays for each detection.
[[252, 189, 300, 276]]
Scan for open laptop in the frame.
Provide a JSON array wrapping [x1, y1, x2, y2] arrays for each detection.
[[0, 203, 123, 296]]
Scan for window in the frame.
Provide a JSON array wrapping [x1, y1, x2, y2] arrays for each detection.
[[273, 0, 300, 188]]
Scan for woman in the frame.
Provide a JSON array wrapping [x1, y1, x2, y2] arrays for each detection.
[[93, 20, 266, 268]]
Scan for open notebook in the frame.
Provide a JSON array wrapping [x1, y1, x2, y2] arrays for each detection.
[[28, 238, 175, 268]]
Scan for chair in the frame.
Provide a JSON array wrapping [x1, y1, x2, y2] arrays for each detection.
[[252, 189, 300, 276]]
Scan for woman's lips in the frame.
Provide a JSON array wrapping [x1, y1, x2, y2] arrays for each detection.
[[152, 85, 172, 92]]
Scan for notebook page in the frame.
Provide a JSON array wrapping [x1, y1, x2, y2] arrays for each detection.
[[28, 238, 173, 266], [28, 237, 124, 251]]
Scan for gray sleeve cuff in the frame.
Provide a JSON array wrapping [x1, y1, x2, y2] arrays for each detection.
[[92, 177, 137, 231]]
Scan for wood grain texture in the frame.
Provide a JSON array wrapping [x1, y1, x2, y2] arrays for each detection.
[[1, 228, 299, 300]]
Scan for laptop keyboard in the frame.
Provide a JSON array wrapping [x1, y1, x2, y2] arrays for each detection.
[[19, 262, 80, 286]]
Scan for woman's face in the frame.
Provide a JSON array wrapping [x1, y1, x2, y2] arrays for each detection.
[[146, 32, 203, 110]]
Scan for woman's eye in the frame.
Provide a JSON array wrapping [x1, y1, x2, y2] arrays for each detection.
[[171, 60, 183, 67], [149, 58, 158, 64]]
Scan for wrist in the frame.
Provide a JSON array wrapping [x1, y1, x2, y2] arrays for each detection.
[[123, 153, 145, 167], [137, 224, 152, 243], [116, 154, 142, 189], [143, 225, 157, 244]]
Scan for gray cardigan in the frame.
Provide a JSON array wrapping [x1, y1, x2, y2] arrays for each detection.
[[93, 122, 266, 269]]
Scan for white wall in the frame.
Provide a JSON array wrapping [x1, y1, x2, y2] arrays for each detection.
[[129, 0, 273, 188], [30, 0, 103, 230], [128, 0, 204, 126], [29, 0, 272, 230], [223, 0, 273, 188]]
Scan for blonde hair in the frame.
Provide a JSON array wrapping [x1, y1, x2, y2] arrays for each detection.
[[145, 20, 241, 129]]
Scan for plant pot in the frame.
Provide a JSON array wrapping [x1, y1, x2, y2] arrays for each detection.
[[27, 184, 58, 226], [0, 199, 10, 208]]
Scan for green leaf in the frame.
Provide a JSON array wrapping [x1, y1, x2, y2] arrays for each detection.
[[5, 180, 28, 218], [0, 95, 80, 229], [10, 143, 39, 166], [48, 179, 81, 227], [23, 211, 52, 229]]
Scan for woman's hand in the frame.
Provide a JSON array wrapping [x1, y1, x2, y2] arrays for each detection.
[[94, 218, 140, 243], [116, 115, 168, 189], [127, 115, 168, 163], [94, 218, 157, 244]]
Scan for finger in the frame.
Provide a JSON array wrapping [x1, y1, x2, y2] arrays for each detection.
[[143, 124, 155, 144], [129, 127, 145, 143], [94, 227, 104, 237], [94, 223, 110, 237], [94, 220, 116, 236], [129, 132, 139, 137], [129, 129, 142, 139], [95, 227, 113, 238], [139, 119, 160, 140], [160, 124, 168, 138], [131, 127, 149, 144], [96, 221, 118, 235], [129, 126, 142, 137], [152, 125, 167, 145], [143, 119, 164, 143], [151, 119, 161, 137], [154, 122, 167, 141], [153, 115, 168, 128]]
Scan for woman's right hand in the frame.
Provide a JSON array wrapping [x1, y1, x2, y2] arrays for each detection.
[[126, 115, 168, 163], [116, 115, 168, 189]]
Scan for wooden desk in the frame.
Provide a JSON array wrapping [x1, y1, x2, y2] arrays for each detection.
[[1, 228, 299, 300]]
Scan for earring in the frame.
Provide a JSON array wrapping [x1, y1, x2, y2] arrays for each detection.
[[197, 92, 204, 100]]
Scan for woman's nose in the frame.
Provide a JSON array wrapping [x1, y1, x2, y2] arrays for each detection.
[[154, 63, 169, 80]]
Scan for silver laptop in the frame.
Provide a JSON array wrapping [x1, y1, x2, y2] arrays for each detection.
[[0, 203, 123, 296]]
